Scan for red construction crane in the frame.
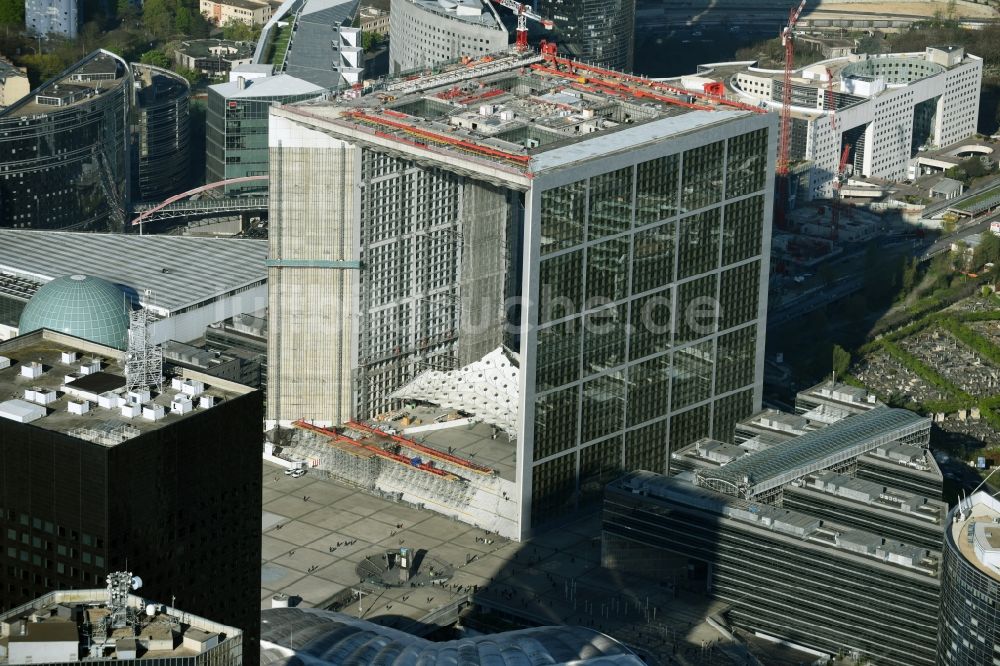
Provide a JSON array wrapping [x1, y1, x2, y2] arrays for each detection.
[[776, 0, 807, 228], [491, 0, 553, 51], [830, 142, 851, 240]]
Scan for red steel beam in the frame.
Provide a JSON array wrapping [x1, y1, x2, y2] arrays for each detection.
[[346, 420, 494, 475]]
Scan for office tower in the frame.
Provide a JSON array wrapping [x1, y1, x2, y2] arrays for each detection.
[[0, 328, 262, 659], [276, 0, 362, 89], [25, 0, 78, 38], [206, 74, 326, 196], [939, 492, 1000, 665], [729, 46, 982, 201], [604, 406, 943, 665], [0, 52, 195, 230], [0, 580, 243, 664], [132, 64, 191, 202], [604, 471, 940, 666], [266, 51, 775, 538], [537, 0, 634, 70], [0, 51, 130, 231], [389, 0, 509, 75]]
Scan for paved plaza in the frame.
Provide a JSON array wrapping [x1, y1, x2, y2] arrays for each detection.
[[260, 461, 746, 664]]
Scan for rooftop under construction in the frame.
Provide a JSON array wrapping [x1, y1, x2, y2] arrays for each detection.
[[285, 48, 764, 176]]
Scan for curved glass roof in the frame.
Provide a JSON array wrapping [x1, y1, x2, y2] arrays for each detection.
[[697, 406, 930, 498], [260, 608, 644, 665], [19, 274, 130, 350]]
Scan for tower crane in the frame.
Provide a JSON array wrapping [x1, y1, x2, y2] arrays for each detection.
[[830, 143, 851, 240], [776, 0, 807, 227], [491, 0, 554, 51]]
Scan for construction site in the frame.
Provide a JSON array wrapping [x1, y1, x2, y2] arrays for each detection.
[[269, 383, 519, 537], [266, 44, 774, 539]]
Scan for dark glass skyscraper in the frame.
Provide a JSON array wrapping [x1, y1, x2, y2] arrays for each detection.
[[538, 0, 635, 70], [132, 63, 191, 202], [0, 329, 262, 661], [0, 50, 130, 231]]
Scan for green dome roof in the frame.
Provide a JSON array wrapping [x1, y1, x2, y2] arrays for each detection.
[[19, 274, 130, 350]]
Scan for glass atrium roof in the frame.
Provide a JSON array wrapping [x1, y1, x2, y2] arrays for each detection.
[[260, 607, 644, 665], [697, 406, 930, 498]]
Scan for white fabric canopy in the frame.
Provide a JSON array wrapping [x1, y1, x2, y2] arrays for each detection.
[[391, 347, 519, 437]]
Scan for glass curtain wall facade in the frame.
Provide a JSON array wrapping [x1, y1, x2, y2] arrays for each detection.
[[0, 51, 130, 231], [527, 126, 770, 526], [602, 477, 940, 666], [939, 494, 1000, 666], [133, 64, 191, 202], [205, 87, 324, 196], [537, 0, 635, 70]]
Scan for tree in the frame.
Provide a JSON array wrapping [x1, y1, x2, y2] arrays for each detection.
[[174, 66, 201, 87], [902, 256, 920, 293], [174, 6, 192, 34], [362, 31, 382, 51], [832, 344, 851, 379], [818, 262, 835, 286], [0, 0, 24, 25], [116, 0, 138, 22], [974, 231, 1000, 268], [21, 53, 68, 82], [222, 18, 260, 42], [942, 214, 958, 235], [141, 0, 174, 39], [139, 49, 170, 68], [857, 34, 883, 55]]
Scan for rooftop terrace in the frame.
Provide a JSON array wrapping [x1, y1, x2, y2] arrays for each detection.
[[796, 470, 946, 526], [951, 492, 1000, 583], [281, 49, 765, 176], [0, 329, 252, 440], [2, 51, 127, 118]]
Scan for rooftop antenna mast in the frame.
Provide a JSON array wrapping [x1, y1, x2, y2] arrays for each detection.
[[125, 289, 163, 394], [106, 571, 143, 630]]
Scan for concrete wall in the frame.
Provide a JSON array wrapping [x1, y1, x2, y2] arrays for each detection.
[[149, 284, 267, 344], [266, 112, 359, 427]]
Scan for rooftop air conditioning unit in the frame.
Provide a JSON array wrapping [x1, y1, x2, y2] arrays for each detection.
[[21, 362, 43, 379], [68, 400, 89, 415], [142, 404, 166, 421]]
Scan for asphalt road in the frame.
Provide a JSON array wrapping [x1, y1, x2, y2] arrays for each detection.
[[922, 216, 996, 261]]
